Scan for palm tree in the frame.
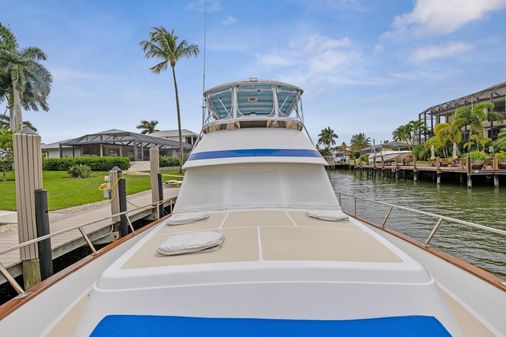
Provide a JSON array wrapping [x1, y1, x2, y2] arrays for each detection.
[[0, 114, 37, 131], [434, 122, 461, 158], [392, 124, 411, 146], [0, 23, 51, 131], [350, 133, 371, 152], [136, 120, 159, 134], [140, 27, 199, 172], [408, 120, 426, 143], [493, 127, 506, 151], [317, 127, 338, 149]]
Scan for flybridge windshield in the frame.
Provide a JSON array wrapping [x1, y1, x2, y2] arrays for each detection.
[[205, 80, 303, 120]]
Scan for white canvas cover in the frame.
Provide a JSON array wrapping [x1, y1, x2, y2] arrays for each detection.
[[306, 210, 348, 222], [156, 231, 224, 256], [174, 163, 340, 213]]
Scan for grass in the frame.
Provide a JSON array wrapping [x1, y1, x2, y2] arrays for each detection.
[[0, 171, 162, 211]]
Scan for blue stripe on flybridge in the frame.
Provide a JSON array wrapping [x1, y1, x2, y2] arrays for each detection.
[[188, 148, 321, 160], [89, 315, 451, 337]]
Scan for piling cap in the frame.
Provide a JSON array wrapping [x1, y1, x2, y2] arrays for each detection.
[[110, 166, 122, 172]]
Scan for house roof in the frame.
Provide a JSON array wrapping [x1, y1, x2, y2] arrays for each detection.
[[54, 129, 192, 150], [151, 129, 198, 138], [422, 81, 506, 117]]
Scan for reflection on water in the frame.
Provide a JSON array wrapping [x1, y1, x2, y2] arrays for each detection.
[[329, 171, 506, 278]]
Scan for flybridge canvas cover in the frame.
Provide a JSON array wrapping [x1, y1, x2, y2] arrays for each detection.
[[183, 128, 326, 169], [174, 163, 340, 213]]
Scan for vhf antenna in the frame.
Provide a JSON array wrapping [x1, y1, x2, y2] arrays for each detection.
[[201, 0, 208, 127]]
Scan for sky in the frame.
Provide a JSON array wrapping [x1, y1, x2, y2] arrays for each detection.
[[1, 0, 506, 144]]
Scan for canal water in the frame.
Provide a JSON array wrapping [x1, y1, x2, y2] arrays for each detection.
[[329, 170, 506, 278]]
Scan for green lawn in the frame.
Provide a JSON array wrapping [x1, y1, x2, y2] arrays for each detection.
[[0, 171, 162, 211]]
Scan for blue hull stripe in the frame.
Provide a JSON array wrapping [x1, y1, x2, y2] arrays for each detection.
[[89, 315, 451, 337], [188, 148, 321, 161]]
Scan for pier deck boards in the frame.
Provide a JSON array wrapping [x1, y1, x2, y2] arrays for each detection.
[[0, 187, 178, 281]]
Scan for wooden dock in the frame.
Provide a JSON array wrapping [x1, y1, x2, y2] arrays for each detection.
[[0, 187, 178, 284], [327, 161, 506, 188]]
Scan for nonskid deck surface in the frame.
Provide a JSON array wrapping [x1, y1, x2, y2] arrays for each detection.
[[122, 210, 402, 269]]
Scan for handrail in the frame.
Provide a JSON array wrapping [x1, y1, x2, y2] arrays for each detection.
[[0, 196, 176, 296], [336, 192, 506, 239], [0, 197, 176, 256]]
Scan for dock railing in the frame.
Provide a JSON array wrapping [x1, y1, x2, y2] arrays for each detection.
[[337, 192, 506, 245], [0, 197, 176, 297]]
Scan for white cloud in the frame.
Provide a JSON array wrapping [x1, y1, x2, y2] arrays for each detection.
[[408, 42, 473, 62], [394, 0, 506, 35], [255, 34, 374, 86], [186, 0, 221, 12], [222, 15, 237, 25]]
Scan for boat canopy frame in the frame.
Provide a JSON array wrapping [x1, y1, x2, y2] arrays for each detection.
[[202, 79, 305, 127]]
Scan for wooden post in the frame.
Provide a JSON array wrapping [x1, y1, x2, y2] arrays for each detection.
[[150, 148, 160, 208], [436, 157, 441, 185], [493, 154, 499, 187], [99, 143, 103, 157], [118, 178, 128, 237], [158, 173, 165, 217], [13, 127, 43, 289], [413, 156, 418, 182], [466, 154, 472, 189], [109, 167, 122, 224], [35, 189, 53, 280]]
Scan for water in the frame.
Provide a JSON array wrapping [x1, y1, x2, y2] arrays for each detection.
[[329, 171, 506, 278]]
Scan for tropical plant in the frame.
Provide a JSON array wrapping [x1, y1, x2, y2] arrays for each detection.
[[408, 120, 426, 142], [337, 141, 347, 153], [433, 122, 462, 158], [493, 127, 506, 151], [392, 124, 411, 145], [496, 151, 506, 161], [140, 27, 199, 172], [359, 154, 369, 163], [67, 164, 92, 178], [463, 133, 490, 152], [0, 23, 52, 131], [424, 136, 443, 158], [317, 127, 338, 149], [411, 143, 429, 161], [136, 120, 159, 134], [468, 150, 488, 163], [0, 127, 13, 181], [350, 133, 371, 151]]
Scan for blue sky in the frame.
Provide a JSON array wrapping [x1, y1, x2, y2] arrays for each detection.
[[1, 0, 506, 144]]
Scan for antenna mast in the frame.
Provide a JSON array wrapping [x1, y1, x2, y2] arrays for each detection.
[[201, 0, 208, 127]]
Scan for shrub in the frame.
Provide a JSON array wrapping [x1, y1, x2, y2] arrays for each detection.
[[469, 151, 488, 163], [159, 155, 180, 167], [359, 154, 369, 163], [412, 144, 429, 161], [67, 164, 92, 178], [43, 156, 130, 171], [318, 148, 332, 156], [496, 151, 506, 161]]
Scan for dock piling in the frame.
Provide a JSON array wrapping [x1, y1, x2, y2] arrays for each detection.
[[35, 189, 53, 280], [13, 127, 43, 289]]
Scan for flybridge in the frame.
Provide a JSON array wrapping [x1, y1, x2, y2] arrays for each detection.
[[202, 78, 305, 133]]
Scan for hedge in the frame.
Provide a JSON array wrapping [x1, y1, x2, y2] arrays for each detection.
[[43, 156, 130, 171], [159, 155, 180, 167]]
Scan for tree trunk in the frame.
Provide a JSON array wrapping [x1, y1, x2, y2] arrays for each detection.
[[170, 65, 184, 173], [11, 87, 23, 131]]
